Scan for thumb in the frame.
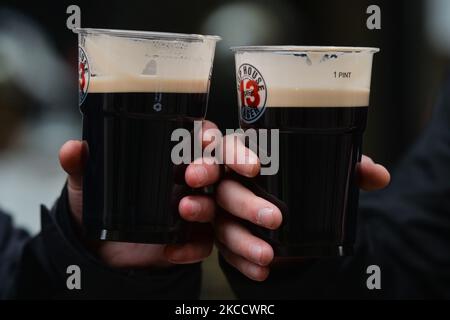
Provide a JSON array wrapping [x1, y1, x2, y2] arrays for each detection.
[[59, 140, 87, 224], [358, 155, 390, 191]]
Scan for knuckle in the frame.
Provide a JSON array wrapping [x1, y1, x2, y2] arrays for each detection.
[[216, 179, 229, 195], [245, 198, 260, 223], [237, 197, 250, 217], [216, 179, 234, 202]]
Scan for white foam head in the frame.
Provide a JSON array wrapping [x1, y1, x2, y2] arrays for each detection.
[[78, 29, 219, 93], [87, 76, 209, 93], [233, 46, 378, 107]]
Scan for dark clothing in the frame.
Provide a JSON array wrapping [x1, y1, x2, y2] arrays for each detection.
[[220, 78, 450, 299], [0, 187, 201, 299]]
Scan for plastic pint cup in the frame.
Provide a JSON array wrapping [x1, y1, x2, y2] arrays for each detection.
[[231, 46, 379, 257], [77, 29, 220, 243]]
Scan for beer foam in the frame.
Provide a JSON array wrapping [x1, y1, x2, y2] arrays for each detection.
[[88, 76, 208, 93], [266, 87, 369, 107], [80, 31, 217, 92], [234, 48, 376, 108]]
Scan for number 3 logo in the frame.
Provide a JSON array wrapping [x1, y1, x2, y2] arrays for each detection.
[[237, 63, 267, 124], [240, 79, 261, 108]]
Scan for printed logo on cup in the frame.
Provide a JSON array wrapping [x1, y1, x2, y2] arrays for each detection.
[[79, 46, 90, 106], [237, 63, 267, 123]]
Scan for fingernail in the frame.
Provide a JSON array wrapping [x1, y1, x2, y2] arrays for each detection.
[[191, 165, 208, 186], [256, 207, 274, 227], [250, 245, 263, 265], [187, 199, 202, 218]]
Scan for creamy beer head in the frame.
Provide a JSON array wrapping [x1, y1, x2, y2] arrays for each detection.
[[88, 76, 209, 93], [265, 87, 369, 107], [232, 46, 378, 109], [78, 29, 219, 97]]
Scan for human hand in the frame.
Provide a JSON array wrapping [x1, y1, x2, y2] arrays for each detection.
[[214, 135, 390, 281], [58, 121, 221, 268]]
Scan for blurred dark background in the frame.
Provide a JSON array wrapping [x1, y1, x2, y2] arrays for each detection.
[[0, 0, 449, 298]]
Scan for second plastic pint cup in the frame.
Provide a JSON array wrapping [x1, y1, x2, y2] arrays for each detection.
[[77, 29, 220, 243], [231, 46, 379, 257]]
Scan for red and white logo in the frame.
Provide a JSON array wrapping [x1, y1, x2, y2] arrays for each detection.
[[79, 46, 90, 106], [237, 63, 267, 123]]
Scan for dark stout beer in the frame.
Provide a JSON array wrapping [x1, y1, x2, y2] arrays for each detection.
[[239, 87, 369, 257], [81, 77, 207, 243]]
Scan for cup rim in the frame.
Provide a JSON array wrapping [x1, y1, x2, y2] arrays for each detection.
[[74, 28, 221, 42], [230, 45, 379, 53]]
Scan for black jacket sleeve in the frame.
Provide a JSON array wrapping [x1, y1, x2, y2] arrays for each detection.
[[220, 77, 450, 299], [1, 186, 201, 299], [0, 210, 29, 299]]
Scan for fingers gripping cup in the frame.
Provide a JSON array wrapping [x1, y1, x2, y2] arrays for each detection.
[[77, 29, 220, 243], [231, 46, 379, 257]]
